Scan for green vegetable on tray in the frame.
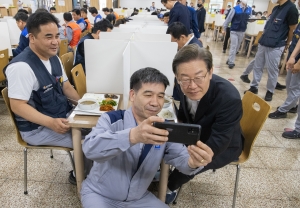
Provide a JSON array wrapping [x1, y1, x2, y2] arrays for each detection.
[[100, 100, 117, 106]]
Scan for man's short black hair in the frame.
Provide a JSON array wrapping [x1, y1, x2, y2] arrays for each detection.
[[130, 67, 169, 91], [50, 7, 56, 11], [163, 12, 170, 18], [102, 7, 109, 12], [109, 8, 114, 12], [26, 12, 59, 36], [166, 22, 189, 39], [63, 12, 72, 22], [80, 8, 87, 14], [72, 9, 81, 16], [89, 7, 98, 14], [256, 11, 262, 16], [92, 19, 113, 33], [252, 5, 255, 8], [14, 12, 28, 22], [17, 9, 28, 14]]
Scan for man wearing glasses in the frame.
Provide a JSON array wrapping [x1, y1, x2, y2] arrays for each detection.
[[165, 44, 244, 204]]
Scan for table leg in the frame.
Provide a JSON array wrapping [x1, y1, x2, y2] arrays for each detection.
[[247, 36, 254, 58], [158, 160, 169, 202], [72, 127, 84, 198]]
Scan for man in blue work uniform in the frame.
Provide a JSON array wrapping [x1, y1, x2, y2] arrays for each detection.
[[245, 0, 298, 101], [72, 9, 87, 32], [222, 0, 252, 69]]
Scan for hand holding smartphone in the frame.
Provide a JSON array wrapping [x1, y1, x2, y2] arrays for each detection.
[[153, 122, 201, 145]]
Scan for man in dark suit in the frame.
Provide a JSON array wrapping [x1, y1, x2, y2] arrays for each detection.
[[165, 44, 244, 204], [161, 0, 191, 33], [167, 22, 203, 101], [196, 0, 206, 38]]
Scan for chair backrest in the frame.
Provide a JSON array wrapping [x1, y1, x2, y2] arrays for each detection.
[[239, 91, 271, 163], [80, 30, 89, 39], [1, 87, 28, 147], [253, 31, 263, 46], [71, 64, 86, 98], [59, 39, 68, 58], [0, 48, 9, 82], [60, 52, 74, 82]]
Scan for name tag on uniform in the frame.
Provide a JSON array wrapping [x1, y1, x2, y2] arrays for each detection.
[[154, 145, 160, 150]]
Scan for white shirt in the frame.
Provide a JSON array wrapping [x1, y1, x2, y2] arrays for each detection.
[[6, 56, 68, 101], [186, 97, 200, 120], [183, 34, 195, 47]]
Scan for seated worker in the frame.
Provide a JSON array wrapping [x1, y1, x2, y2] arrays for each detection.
[[165, 44, 244, 204], [167, 22, 203, 101], [80, 8, 92, 31], [103, 7, 116, 25], [4, 12, 80, 184], [110, 8, 119, 20], [50, 7, 56, 13], [72, 9, 87, 32], [89, 7, 102, 24], [81, 67, 214, 207], [13, 12, 29, 57], [163, 12, 170, 24], [74, 19, 113, 73], [63, 12, 81, 50]]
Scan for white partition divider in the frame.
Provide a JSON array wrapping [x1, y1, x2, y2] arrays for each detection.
[[112, 27, 137, 33], [0, 22, 13, 56], [246, 20, 266, 35], [205, 13, 216, 24], [129, 41, 177, 97], [84, 39, 177, 108], [139, 28, 167, 34], [6, 18, 21, 45], [3, 16, 13, 19], [100, 32, 134, 40], [122, 43, 131, 108], [133, 33, 170, 42], [145, 22, 167, 26], [119, 24, 143, 29], [53, 13, 65, 25], [85, 39, 129, 95], [143, 25, 168, 31]]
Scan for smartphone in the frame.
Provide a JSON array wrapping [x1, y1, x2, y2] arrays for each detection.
[[153, 122, 201, 145]]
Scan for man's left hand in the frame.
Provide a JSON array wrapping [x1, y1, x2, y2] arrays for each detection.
[[187, 141, 214, 168]]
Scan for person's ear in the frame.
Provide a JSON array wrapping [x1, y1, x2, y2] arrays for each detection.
[[129, 89, 135, 102], [96, 30, 101, 36]]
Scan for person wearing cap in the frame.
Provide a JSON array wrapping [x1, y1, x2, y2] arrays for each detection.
[[222, 0, 252, 69], [244, 0, 298, 102]]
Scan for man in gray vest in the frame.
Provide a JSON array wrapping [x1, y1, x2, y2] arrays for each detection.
[[222, 0, 252, 69], [244, 0, 298, 101]]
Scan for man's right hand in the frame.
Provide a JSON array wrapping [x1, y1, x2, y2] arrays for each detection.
[[286, 57, 296, 70], [48, 118, 70, 134], [129, 116, 169, 145]]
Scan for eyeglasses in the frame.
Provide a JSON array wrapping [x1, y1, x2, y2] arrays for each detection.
[[178, 71, 208, 87]]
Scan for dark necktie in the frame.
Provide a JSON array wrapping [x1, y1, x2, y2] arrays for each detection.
[[137, 144, 153, 169]]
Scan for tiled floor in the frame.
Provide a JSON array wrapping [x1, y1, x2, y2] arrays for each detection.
[[1, 36, 300, 208]]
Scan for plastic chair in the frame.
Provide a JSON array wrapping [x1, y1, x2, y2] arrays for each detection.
[[71, 64, 86, 98], [80, 30, 89, 39], [60, 52, 74, 82], [0, 48, 9, 82], [1, 87, 75, 195], [173, 92, 271, 208], [59, 39, 68, 59]]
